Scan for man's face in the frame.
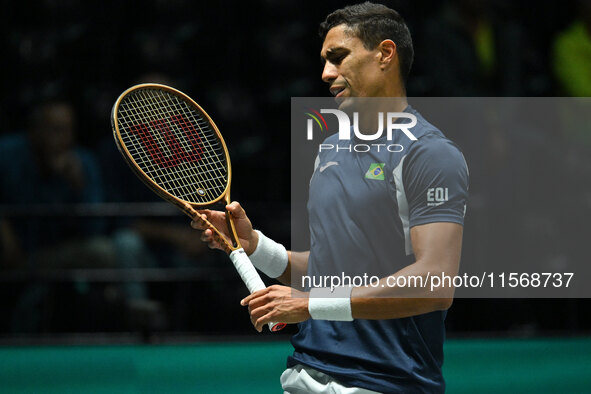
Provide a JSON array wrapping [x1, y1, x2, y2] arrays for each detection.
[[320, 24, 385, 104]]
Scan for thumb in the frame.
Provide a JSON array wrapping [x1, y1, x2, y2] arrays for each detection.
[[227, 201, 246, 218]]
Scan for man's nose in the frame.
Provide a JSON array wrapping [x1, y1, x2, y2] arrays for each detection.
[[322, 62, 338, 83]]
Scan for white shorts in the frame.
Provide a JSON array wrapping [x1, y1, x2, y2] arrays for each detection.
[[280, 364, 380, 394]]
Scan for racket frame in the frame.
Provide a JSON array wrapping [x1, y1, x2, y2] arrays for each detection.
[[111, 83, 240, 254]]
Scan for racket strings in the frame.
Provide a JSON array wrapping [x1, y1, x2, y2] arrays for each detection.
[[120, 90, 224, 181], [121, 92, 186, 196], [133, 90, 210, 200], [152, 91, 228, 193], [118, 90, 223, 199], [169, 94, 229, 188], [116, 89, 229, 204], [119, 104, 204, 200]]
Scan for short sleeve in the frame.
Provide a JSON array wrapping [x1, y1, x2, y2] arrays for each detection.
[[402, 135, 469, 228]]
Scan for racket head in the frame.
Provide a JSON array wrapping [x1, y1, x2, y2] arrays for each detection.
[[111, 83, 232, 212]]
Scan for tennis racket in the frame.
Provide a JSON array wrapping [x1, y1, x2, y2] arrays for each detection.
[[111, 83, 285, 332]]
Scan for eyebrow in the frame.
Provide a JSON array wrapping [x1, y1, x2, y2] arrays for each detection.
[[320, 47, 350, 64]]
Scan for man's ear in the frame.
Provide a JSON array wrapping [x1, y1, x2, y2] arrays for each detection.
[[378, 39, 396, 68]]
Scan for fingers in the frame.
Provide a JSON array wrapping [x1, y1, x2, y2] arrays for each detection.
[[191, 209, 231, 227], [191, 211, 224, 249], [190, 212, 210, 230], [240, 287, 268, 306], [226, 201, 247, 219], [240, 288, 270, 332], [254, 311, 275, 333], [248, 299, 275, 332], [251, 299, 283, 332], [241, 286, 290, 332], [199, 229, 219, 249]]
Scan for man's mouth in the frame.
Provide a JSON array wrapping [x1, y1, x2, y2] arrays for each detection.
[[330, 86, 346, 97]]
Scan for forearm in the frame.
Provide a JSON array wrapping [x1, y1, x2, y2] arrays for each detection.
[[350, 260, 456, 319], [276, 251, 309, 286], [351, 295, 451, 320]]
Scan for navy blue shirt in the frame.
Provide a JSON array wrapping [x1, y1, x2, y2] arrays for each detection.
[[288, 106, 469, 392]]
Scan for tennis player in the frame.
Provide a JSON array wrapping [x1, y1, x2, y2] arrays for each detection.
[[194, 3, 468, 392]]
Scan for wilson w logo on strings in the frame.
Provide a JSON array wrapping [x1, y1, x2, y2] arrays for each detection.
[[130, 114, 205, 168]]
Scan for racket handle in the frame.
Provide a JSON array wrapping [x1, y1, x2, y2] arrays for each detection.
[[229, 249, 286, 332]]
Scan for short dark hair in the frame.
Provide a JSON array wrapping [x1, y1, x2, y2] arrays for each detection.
[[319, 2, 414, 84]]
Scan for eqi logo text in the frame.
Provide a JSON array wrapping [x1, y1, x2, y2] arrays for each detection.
[[427, 187, 449, 206], [305, 109, 417, 153]]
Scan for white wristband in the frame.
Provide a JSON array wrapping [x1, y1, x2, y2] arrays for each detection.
[[248, 230, 288, 278], [308, 286, 353, 321]]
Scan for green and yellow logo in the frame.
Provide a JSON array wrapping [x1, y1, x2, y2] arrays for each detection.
[[365, 163, 385, 180]]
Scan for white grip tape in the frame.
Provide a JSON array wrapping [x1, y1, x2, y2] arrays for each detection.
[[229, 249, 283, 331], [230, 248, 266, 293]]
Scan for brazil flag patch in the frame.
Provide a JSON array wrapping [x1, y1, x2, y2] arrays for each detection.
[[365, 163, 385, 180]]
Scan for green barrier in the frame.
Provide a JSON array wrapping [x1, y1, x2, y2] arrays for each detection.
[[0, 338, 589, 393], [444, 338, 591, 393]]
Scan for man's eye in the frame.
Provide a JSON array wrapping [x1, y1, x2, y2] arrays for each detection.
[[329, 54, 345, 65]]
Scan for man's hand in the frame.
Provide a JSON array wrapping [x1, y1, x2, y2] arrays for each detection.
[[190, 201, 258, 255], [240, 285, 310, 332]]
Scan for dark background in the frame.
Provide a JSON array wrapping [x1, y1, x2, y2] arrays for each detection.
[[1, 0, 590, 342]]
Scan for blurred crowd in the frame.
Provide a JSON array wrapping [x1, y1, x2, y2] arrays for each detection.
[[1, 0, 590, 337]]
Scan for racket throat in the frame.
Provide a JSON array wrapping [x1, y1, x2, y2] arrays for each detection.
[[225, 209, 240, 249]]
